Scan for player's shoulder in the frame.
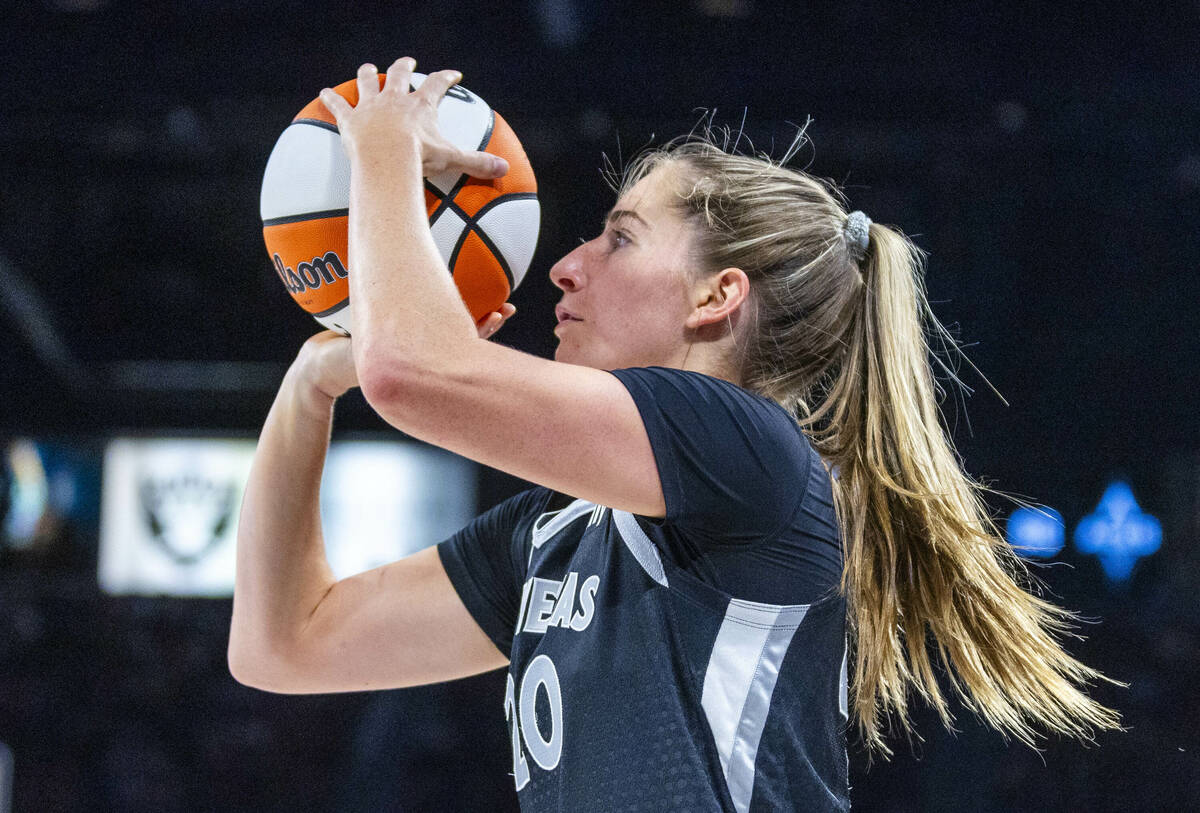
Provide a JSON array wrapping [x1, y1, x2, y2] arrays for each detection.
[[612, 365, 815, 456], [613, 364, 790, 416]]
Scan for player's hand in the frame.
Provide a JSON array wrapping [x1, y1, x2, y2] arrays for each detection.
[[477, 303, 517, 340], [319, 58, 508, 180], [291, 330, 358, 402]]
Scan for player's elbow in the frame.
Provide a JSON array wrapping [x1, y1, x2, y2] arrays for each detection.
[[227, 636, 309, 694], [357, 361, 410, 417], [356, 345, 465, 431], [227, 637, 275, 691], [354, 341, 426, 417]]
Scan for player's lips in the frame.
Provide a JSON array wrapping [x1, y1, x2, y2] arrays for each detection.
[[555, 305, 583, 324]]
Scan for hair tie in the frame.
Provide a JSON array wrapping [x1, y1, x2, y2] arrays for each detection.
[[843, 210, 872, 262]]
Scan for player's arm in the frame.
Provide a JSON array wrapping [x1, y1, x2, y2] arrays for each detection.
[[228, 333, 507, 694], [323, 61, 667, 518], [359, 344, 666, 517]]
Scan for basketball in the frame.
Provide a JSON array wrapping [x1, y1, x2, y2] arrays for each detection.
[[259, 72, 540, 335]]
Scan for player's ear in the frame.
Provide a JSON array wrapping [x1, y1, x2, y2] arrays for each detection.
[[685, 267, 751, 330]]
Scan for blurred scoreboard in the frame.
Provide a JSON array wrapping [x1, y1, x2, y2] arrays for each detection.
[[98, 437, 476, 597]]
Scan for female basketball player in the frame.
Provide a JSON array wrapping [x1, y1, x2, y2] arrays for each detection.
[[229, 59, 1119, 811]]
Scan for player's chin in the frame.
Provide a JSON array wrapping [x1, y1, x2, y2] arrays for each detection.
[[553, 340, 602, 369], [553, 344, 575, 365]]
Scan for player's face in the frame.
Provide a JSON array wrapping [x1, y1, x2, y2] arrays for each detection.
[[549, 166, 700, 370]]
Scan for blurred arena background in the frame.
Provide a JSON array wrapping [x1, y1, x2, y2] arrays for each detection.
[[0, 0, 1197, 810]]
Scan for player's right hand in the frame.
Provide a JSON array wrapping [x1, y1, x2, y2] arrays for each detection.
[[292, 330, 359, 401]]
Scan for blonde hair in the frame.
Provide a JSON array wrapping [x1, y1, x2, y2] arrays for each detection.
[[618, 133, 1121, 754]]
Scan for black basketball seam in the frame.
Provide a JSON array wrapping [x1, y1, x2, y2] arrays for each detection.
[[292, 118, 339, 134], [446, 221, 472, 279], [470, 192, 539, 222], [445, 191, 537, 236], [426, 181, 449, 226], [467, 193, 538, 288], [313, 298, 350, 318], [427, 110, 496, 224], [477, 109, 496, 152], [438, 196, 471, 225], [451, 192, 539, 287], [265, 193, 532, 242], [445, 192, 538, 291], [445, 224, 513, 292], [472, 224, 516, 289], [262, 208, 349, 227], [428, 173, 470, 223]]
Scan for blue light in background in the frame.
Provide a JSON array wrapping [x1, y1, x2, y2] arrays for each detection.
[[1006, 506, 1065, 557], [1074, 481, 1162, 582]]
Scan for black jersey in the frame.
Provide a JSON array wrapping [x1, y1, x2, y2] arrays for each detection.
[[438, 366, 849, 811]]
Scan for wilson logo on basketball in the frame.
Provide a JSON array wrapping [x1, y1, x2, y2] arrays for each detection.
[[273, 251, 348, 294]]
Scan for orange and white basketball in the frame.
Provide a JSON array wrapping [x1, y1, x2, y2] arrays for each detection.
[[260, 73, 540, 335]]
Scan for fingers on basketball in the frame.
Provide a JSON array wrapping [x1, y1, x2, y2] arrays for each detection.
[[385, 57, 417, 94], [356, 63, 381, 99]]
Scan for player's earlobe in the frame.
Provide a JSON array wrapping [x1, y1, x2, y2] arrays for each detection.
[[686, 267, 750, 329]]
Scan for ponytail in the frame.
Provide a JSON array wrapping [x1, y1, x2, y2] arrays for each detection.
[[821, 222, 1120, 753]]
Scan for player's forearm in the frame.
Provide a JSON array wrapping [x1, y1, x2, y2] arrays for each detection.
[[345, 146, 477, 393], [229, 369, 338, 686]]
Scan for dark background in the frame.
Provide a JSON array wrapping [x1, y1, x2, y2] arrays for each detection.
[[1, 0, 1197, 810]]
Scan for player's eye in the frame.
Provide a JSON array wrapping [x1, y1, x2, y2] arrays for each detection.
[[608, 229, 631, 249]]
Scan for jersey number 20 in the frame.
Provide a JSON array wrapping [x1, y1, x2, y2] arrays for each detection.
[[504, 654, 563, 790]]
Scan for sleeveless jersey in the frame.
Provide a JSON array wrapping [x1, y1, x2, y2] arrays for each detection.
[[438, 366, 850, 811]]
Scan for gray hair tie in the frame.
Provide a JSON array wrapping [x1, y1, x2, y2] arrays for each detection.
[[843, 210, 872, 262]]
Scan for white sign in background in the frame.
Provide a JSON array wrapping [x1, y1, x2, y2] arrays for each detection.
[[98, 437, 476, 597]]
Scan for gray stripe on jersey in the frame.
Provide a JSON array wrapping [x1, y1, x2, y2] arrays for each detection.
[[532, 499, 597, 549], [611, 510, 669, 587], [839, 641, 849, 720], [702, 599, 808, 813]]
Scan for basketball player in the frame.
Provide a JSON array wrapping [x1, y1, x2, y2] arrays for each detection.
[[229, 59, 1119, 811]]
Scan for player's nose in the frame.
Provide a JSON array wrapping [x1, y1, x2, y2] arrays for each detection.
[[549, 242, 588, 292]]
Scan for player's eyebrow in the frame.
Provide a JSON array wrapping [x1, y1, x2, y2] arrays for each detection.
[[603, 209, 651, 231]]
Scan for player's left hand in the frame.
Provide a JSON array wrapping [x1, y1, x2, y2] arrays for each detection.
[[477, 303, 517, 339], [319, 58, 509, 181]]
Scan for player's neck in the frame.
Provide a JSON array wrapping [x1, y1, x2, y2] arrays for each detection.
[[675, 336, 743, 388]]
